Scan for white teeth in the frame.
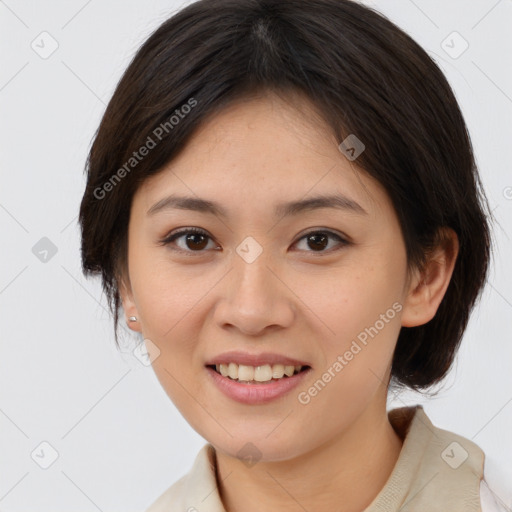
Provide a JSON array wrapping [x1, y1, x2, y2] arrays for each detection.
[[254, 364, 272, 382], [214, 362, 304, 382], [238, 364, 254, 381], [228, 362, 238, 380], [219, 364, 229, 377], [284, 365, 295, 377], [272, 364, 285, 379]]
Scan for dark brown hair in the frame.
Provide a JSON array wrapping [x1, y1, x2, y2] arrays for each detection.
[[79, 0, 492, 392]]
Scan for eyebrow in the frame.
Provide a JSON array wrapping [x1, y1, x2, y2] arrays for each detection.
[[147, 193, 368, 218]]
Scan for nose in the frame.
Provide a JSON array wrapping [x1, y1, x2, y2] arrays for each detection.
[[213, 249, 295, 336]]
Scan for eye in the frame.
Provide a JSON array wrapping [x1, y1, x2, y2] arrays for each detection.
[[159, 227, 219, 254], [293, 230, 349, 253], [159, 228, 349, 255]]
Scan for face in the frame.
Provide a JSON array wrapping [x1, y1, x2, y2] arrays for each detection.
[[121, 91, 417, 462]]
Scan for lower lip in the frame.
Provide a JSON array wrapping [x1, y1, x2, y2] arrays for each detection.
[[205, 366, 311, 405]]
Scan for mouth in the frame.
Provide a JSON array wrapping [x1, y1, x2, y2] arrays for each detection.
[[206, 363, 311, 385]]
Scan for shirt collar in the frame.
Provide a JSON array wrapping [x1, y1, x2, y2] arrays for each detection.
[[154, 405, 484, 512]]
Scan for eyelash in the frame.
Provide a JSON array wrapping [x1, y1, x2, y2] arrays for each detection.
[[158, 227, 349, 256]]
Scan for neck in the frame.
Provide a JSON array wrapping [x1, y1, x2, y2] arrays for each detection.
[[214, 399, 404, 512]]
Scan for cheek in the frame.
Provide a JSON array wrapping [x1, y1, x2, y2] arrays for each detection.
[[295, 259, 404, 405], [130, 250, 213, 338], [128, 256, 208, 401], [137, 270, 205, 417], [291, 267, 403, 432], [303, 261, 404, 348]]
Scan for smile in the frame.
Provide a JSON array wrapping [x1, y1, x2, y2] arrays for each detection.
[[209, 363, 308, 384], [205, 364, 312, 404]]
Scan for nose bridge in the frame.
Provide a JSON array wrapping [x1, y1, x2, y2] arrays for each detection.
[[215, 241, 294, 334], [232, 244, 277, 310]]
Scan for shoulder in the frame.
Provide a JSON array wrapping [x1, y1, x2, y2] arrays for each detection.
[[374, 406, 484, 511], [388, 405, 511, 512]]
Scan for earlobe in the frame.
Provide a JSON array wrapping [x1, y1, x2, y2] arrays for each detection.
[[401, 228, 459, 328], [119, 278, 142, 332]]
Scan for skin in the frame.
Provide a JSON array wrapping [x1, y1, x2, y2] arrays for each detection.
[[120, 90, 458, 512]]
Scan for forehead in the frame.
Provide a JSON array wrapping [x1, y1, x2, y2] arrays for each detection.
[[134, 92, 391, 222]]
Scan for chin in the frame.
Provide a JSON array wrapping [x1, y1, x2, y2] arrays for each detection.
[[207, 429, 311, 464]]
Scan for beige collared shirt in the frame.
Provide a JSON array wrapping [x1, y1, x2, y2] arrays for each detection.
[[145, 405, 506, 511]]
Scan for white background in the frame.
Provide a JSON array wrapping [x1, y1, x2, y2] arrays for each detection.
[[1, 0, 511, 510]]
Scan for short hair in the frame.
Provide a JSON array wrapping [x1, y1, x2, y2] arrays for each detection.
[[79, 0, 492, 392]]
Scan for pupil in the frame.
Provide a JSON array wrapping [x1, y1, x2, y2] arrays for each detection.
[[186, 233, 208, 250], [308, 234, 327, 251]]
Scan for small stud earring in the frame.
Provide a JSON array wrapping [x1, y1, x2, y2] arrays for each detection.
[[128, 316, 138, 322]]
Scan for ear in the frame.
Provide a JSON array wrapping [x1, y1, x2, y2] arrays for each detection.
[[401, 228, 459, 328], [119, 274, 142, 333]]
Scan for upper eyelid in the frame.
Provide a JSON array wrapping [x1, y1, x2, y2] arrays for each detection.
[[161, 227, 348, 250]]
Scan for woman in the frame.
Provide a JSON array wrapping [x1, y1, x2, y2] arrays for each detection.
[[79, 0, 505, 510]]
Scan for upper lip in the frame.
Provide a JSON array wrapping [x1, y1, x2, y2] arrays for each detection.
[[205, 351, 311, 368]]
